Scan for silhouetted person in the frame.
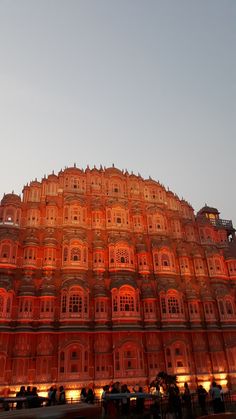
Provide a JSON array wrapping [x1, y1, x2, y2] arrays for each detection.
[[25, 386, 32, 396], [51, 386, 57, 405], [210, 381, 221, 413], [86, 387, 95, 404], [121, 384, 130, 416], [218, 384, 225, 413], [16, 386, 25, 409], [28, 386, 41, 408], [58, 385, 66, 404], [182, 382, 193, 419], [168, 383, 182, 419], [197, 385, 208, 415], [101, 385, 110, 417], [133, 384, 145, 415], [47, 386, 54, 406], [80, 387, 87, 402]]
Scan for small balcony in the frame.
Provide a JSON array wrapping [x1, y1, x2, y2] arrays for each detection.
[[210, 218, 234, 230]]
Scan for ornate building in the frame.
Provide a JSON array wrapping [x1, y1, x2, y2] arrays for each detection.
[[0, 164, 236, 393]]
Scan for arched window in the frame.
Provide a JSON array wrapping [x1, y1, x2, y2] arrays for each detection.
[[60, 287, 89, 319], [114, 342, 144, 378], [23, 247, 37, 266], [188, 301, 200, 320], [71, 248, 81, 261], [120, 293, 135, 312], [0, 243, 10, 259], [137, 253, 150, 273], [143, 299, 156, 320], [165, 341, 189, 374], [161, 254, 170, 267], [59, 344, 88, 378], [92, 210, 103, 228], [179, 257, 191, 275], [148, 212, 167, 233], [43, 247, 56, 267], [160, 290, 184, 321], [194, 258, 206, 276], [116, 249, 129, 264], [95, 298, 108, 321], [45, 206, 57, 225], [204, 301, 215, 321], [112, 286, 140, 318], [153, 249, 176, 274], [109, 244, 134, 271], [63, 242, 88, 268], [18, 297, 33, 319], [69, 294, 82, 313], [218, 297, 235, 321], [40, 298, 54, 319], [93, 251, 105, 271], [26, 209, 40, 226]]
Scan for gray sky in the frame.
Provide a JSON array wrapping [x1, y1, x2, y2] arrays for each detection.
[[0, 0, 235, 221]]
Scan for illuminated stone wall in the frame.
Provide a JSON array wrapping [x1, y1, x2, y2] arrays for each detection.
[[0, 165, 236, 391]]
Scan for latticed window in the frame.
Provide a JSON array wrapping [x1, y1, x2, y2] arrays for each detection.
[[1, 244, 10, 259], [69, 294, 83, 313], [120, 293, 135, 311], [215, 258, 222, 271], [62, 295, 67, 313], [154, 253, 158, 267], [194, 258, 205, 275], [226, 300, 233, 315], [161, 298, 166, 314], [116, 249, 129, 264], [71, 248, 81, 261], [113, 296, 118, 312], [96, 300, 106, 313], [124, 350, 136, 369], [40, 299, 54, 314], [168, 297, 180, 314], [144, 301, 154, 313], [189, 302, 198, 314], [19, 299, 32, 313], [219, 301, 224, 315], [204, 302, 214, 316], [161, 254, 170, 267]]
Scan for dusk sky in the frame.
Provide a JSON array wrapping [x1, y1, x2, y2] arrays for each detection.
[[0, 1, 235, 221]]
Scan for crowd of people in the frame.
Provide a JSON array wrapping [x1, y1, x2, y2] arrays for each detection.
[[99, 382, 145, 418], [10, 376, 227, 417], [14, 384, 66, 409]]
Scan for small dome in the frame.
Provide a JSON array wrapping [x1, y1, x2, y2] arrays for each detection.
[[197, 205, 219, 216], [1, 193, 21, 206]]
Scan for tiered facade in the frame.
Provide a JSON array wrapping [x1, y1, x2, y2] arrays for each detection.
[[0, 165, 236, 393]]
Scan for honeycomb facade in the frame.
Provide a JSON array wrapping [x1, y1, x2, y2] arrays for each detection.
[[0, 165, 236, 392]]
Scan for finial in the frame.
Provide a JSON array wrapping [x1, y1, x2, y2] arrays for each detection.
[[74, 162, 76, 168], [52, 170, 54, 174], [112, 163, 114, 168]]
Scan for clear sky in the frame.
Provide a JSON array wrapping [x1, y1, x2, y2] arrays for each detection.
[[0, 0, 235, 221]]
